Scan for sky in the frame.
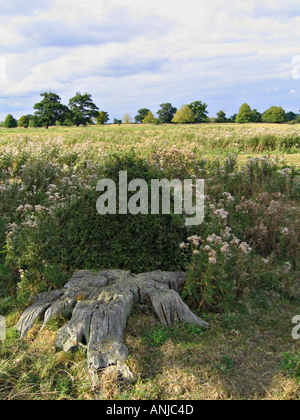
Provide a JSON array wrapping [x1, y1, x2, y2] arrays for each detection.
[[0, 0, 299, 121]]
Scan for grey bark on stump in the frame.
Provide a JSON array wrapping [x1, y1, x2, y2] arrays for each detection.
[[17, 270, 208, 372]]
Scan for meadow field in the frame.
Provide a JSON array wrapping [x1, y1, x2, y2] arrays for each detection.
[[0, 123, 299, 400]]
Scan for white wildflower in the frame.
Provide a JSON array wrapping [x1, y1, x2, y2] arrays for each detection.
[[284, 262, 292, 273], [220, 243, 230, 254], [214, 209, 229, 220], [209, 250, 217, 258], [24, 204, 33, 212], [48, 184, 57, 193], [34, 205, 45, 212], [223, 192, 234, 203], [214, 236, 223, 245], [281, 227, 289, 236], [206, 236, 213, 244], [239, 242, 252, 255], [222, 226, 232, 239], [230, 236, 240, 247], [267, 200, 280, 215], [7, 222, 18, 231]]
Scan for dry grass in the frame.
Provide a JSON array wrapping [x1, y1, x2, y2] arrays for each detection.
[[121, 302, 300, 400], [0, 295, 299, 400]]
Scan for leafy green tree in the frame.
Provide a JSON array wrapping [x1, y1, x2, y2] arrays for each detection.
[[172, 105, 195, 124], [28, 115, 42, 128], [18, 115, 30, 128], [122, 113, 133, 124], [68, 92, 99, 126], [34, 91, 68, 129], [188, 101, 209, 123], [96, 111, 109, 125], [3, 114, 18, 128], [142, 111, 158, 124], [230, 114, 237, 123], [157, 103, 177, 124], [216, 110, 227, 123], [113, 118, 122, 125], [251, 109, 262, 123], [262, 106, 287, 123], [286, 111, 297, 121], [236, 103, 253, 124], [135, 108, 151, 124], [122, 112, 132, 124]]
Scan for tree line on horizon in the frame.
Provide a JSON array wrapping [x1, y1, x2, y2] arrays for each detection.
[[0, 90, 299, 129]]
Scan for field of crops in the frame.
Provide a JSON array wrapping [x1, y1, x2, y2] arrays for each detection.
[[0, 123, 299, 400]]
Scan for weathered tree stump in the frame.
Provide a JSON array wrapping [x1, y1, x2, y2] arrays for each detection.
[[17, 270, 208, 372]]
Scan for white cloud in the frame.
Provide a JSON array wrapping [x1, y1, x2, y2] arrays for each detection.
[[0, 0, 299, 119]]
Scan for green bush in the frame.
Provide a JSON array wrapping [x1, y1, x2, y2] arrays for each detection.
[[3, 153, 187, 302]]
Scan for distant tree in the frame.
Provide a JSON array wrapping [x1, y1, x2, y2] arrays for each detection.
[[122, 113, 133, 124], [157, 103, 177, 124], [142, 111, 157, 124], [68, 92, 99, 126], [236, 103, 253, 124], [34, 91, 68, 129], [172, 105, 196, 124], [251, 109, 262, 123], [18, 115, 30, 128], [216, 110, 227, 123], [96, 111, 109, 125], [28, 115, 43, 128], [113, 118, 122, 125], [230, 114, 237, 123], [188, 101, 209, 123], [286, 111, 297, 121], [135, 108, 151, 124], [3, 114, 18, 128], [262, 106, 287, 123]]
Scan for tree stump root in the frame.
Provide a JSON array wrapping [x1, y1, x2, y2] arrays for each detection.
[[17, 270, 208, 372]]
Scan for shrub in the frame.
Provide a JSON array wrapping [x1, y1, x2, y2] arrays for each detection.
[[3, 153, 188, 302]]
